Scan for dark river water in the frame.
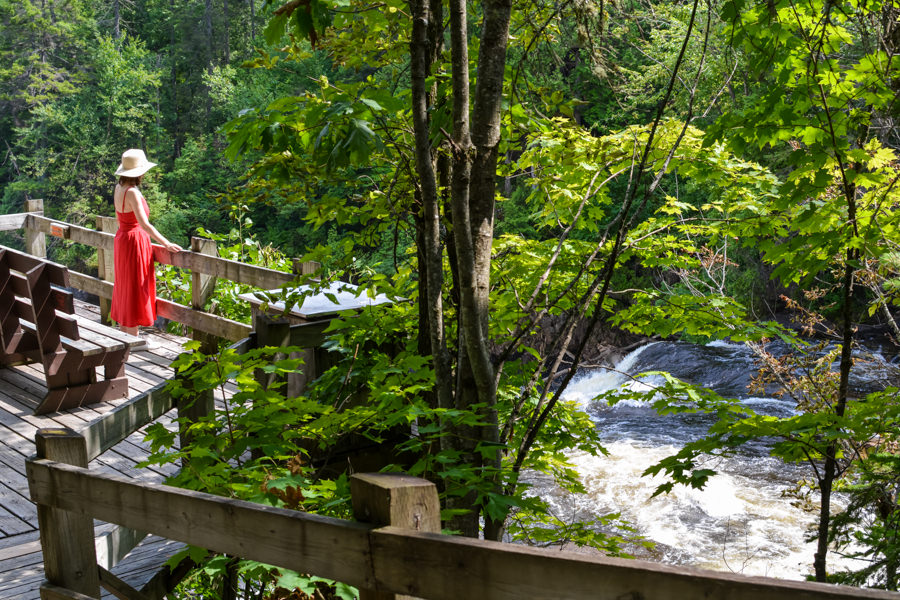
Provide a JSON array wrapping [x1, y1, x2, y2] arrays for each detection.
[[533, 340, 899, 580]]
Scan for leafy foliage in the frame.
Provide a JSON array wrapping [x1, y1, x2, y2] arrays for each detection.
[[3, 0, 900, 592]]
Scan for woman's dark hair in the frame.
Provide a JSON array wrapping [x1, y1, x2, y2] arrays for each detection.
[[118, 175, 143, 186]]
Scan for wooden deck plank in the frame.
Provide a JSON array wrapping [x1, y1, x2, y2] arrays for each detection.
[[0, 476, 36, 526], [0, 387, 134, 475], [0, 549, 43, 585], [0, 501, 32, 536], [0, 530, 41, 553], [0, 299, 214, 599], [9, 351, 178, 480], [0, 535, 184, 600]]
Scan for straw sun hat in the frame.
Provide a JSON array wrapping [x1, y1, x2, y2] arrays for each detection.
[[114, 149, 157, 177]]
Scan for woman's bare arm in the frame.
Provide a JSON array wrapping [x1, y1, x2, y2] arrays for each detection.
[[126, 189, 182, 253]]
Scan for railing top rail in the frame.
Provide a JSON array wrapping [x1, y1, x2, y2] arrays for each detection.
[[78, 320, 329, 460], [24, 214, 296, 289], [1, 208, 309, 340], [27, 457, 900, 600]]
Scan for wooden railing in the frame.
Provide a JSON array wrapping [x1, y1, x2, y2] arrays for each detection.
[[24, 320, 900, 600], [1, 199, 301, 343], [27, 319, 331, 599], [10, 201, 900, 600], [27, 425, 900, 599]]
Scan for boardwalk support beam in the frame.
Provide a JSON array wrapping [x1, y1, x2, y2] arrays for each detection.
[[39, 583, 98, 600], [98, 566, 152, 600]]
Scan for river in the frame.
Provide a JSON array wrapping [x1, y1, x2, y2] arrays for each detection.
[[534, 339, 899, 580]]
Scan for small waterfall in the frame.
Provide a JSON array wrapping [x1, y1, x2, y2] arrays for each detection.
[[532, 340, 884, 580], [562, 343, 659, 409]]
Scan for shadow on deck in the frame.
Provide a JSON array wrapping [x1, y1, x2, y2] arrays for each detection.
[[0, 299, 208, 599]]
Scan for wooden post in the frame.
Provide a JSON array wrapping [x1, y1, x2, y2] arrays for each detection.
[[247, 314, 292, 461], [191, 237, 219, 353], [253, 313, 292, 392], [96, 216, 118, 326], [288, 259, 322, 397], [350, 473, 440, 600], [25, 198, 46, 258], [291, 259, 321, 276], [33, 428, 101, 598]]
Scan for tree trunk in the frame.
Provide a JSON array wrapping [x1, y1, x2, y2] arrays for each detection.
[[441, 0, 478, 539], [814, 184, 858, 582], [170, 0, 181, 157], [814, 259, 853, 581], [220, 557, 239, 600], [223, 0, 231, 64], [445, 0, 512, 541], [204, 0, 215, 122], [414, 213, 432, 378], [410, 0, 485, 537], [471, 0, 513, 543], [113, 0, 120, 39], [409, 0, 452, 416], [877, 2, 900, 148], [248, 0, 256, 42]]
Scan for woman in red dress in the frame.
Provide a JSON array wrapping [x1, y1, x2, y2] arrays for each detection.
[[110, 149, 182, 336]]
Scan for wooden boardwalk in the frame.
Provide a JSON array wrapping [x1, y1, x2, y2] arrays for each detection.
[[0, 299, 214, 599]]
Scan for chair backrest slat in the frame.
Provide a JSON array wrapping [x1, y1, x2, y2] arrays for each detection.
[[0, 250, 20, 350], [23, 264, 62, 353], [0, 247, 74, 356], [3, 249, 69, 288]]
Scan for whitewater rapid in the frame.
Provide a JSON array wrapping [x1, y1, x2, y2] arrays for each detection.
[[536, 340, 873, 580]]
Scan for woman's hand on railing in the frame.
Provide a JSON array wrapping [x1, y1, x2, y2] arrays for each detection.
[[164, 241, 182, 253]]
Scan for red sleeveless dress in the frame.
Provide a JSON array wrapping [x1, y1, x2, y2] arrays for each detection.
[[110, 187, 156, 327]]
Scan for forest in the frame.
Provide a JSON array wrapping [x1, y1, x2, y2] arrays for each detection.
[[2, 0, 900, 596]]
